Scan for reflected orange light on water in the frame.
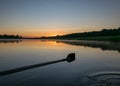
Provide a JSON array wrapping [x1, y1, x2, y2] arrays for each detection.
[[0, 40, 73, 53], [20, 40, 64, 47]]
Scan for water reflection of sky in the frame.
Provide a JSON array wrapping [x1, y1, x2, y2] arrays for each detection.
[[0, 40, 120, 86]]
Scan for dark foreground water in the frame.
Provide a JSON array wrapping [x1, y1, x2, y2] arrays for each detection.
[[0, 39, 120, 86]]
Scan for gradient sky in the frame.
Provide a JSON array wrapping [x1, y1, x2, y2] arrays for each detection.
[[0, 0, 120, 37]]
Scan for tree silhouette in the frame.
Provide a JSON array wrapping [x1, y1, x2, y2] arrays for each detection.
[[41, 27, 120, 39], [0, 34, 22, 39]]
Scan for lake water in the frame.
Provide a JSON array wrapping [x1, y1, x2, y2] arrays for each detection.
[[0, 39, 120, 86]]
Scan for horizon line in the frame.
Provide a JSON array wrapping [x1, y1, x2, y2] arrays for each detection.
[[0, 27, 120, 38]]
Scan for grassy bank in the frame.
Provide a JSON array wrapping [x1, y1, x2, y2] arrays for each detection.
[[75, 35, 120, 42]]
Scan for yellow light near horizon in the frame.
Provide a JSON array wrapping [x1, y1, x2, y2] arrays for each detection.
[[20, 29, 68, 37], [21, 32, 60, 38], [0, 27, 86, 38]]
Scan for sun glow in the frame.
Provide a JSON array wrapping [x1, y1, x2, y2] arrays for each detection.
[[20, 29, 70, 38]]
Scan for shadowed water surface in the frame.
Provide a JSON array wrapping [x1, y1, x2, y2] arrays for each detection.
[[0, 39, 120, 86]]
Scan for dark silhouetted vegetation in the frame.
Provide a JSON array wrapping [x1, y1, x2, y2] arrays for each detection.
[[61, 27, 120, 38], [40, 27, 120, 42], [0, 35, 22, 39]]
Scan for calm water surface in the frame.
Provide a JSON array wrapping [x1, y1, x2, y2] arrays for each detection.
[[0, 39, 120, 86]]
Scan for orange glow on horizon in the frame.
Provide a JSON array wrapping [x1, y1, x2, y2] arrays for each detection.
[[0, 30, 64, 38], [0, 27, 89, 38], [21, 32, 64, 38]]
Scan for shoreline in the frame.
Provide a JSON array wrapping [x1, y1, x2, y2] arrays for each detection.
[[0, 35, 120, 42]]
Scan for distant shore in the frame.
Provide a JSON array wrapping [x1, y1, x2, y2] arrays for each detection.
[[66, 35, 120, 42], [0, 35, 120, 42], [40, 28, 120, 42], [1, 27, 120, 42], [39, 35, 120, 42]]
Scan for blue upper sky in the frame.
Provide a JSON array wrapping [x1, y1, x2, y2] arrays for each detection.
[[0, 0, 120, 37]]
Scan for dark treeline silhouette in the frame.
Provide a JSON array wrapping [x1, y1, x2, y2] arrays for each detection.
[[40, 27, 120, 39], [63, 27, 120, 38], [0, 35, 22, 39]]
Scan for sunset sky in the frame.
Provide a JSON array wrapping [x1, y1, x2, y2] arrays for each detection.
[[0, 0, 120, 37]]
